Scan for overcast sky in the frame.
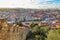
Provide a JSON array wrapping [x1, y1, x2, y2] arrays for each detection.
[[0, 0, 60, 9]]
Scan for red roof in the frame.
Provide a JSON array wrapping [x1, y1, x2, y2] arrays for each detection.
[[56, 23, 60, 26], [23, 24, 29, 28]]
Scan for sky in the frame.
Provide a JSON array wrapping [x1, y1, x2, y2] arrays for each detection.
[[0, 0, 60, 9]]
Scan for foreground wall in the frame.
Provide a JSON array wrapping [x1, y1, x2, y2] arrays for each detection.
[[0, 22, 30, 40]]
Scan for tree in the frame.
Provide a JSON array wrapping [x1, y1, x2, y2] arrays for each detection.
[[46, 29, 60, 40], [16, 22, 23, 26], [30, 22, 36, 28], [27, 22, 51, 40]]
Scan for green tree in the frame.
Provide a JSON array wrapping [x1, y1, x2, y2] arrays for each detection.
[[31, 25, 40, 33], [46, 29, 60, 40], [16, 21, 23, 26], [27, 22, 51, 40], [30, 22, 37, 28]]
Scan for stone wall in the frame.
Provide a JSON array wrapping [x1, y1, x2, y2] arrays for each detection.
[[0, 21, 30, 40]]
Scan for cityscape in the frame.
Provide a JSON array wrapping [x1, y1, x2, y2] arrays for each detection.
[[0, 0, 60, 40], [0, 8, 60, 40]]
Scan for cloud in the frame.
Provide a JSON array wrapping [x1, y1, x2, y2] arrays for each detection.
[[0, 0, 59, 9]]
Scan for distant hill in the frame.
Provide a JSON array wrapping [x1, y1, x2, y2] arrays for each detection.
[[0, 8, 60, 15]]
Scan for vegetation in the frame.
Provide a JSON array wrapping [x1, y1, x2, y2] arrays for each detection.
[[46, 28, 60, 40], [27, 22, 60, 40], [1, 20, 60, 40], [15, 21, 23, 26], [27, 23, 51, 40]]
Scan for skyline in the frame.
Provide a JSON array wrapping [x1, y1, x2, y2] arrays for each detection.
[[0, 0, 60, 9]]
